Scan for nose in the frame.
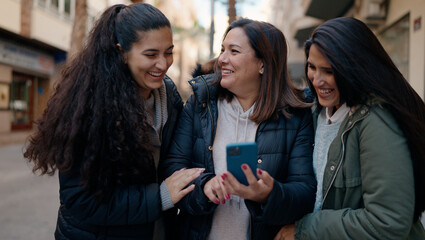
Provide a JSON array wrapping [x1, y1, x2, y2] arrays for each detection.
[[156, 56, 167, 70], [218, 51, 228, 65], [312, 71, 324, 87]]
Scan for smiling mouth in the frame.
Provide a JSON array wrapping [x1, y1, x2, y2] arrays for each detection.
[[222, 69, 234, 74], [318, 89, 334, 95], [148, 72, 162, 77]]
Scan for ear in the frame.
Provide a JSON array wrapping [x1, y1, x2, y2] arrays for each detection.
[[259, 61, 264, 75], [116, 43, 123, 51], [116, 43, 127, 63]]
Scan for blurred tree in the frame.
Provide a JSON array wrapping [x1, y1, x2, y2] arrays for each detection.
[[217, 0, 255, 25], [67, 0, 87, 62], [228, 0, 236, 25], [20, 0, 33, 38]]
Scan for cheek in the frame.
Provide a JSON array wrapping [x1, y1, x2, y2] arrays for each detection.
[[335, 89, 341, 101], [307, 71, 314, 84], [167, 57, 174, 68], [217, 54, 224, 66]]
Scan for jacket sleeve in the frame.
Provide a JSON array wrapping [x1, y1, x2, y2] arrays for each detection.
[[59, 173, 162, 226], [246, 109, 316, 225], [295, 107, 415, 239], [161, 95, 217, 215]]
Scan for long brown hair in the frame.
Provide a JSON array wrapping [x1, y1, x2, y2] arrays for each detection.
[[214, 18, 310, 123]]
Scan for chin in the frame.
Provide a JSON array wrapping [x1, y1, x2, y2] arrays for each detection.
[[220, 79, 232, 89]]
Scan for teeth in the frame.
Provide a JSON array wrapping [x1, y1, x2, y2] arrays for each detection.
[[222, 70, 233, 74], [149, 72, 162, 77], [319, 89, 332, 94]]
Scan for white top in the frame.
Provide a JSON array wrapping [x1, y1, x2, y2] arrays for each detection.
[[313, 103, 350, 211], [207, 97, 259, 240]]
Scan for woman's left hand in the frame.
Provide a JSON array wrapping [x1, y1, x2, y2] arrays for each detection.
[[222, 164, 273, 203], [274, 224, 295, 240]]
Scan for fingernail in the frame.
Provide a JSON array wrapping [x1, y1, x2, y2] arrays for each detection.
[[225, 194, 230, 199], [221, 200, 225, 204], [258, 169, 262, 175], [223, 173, 227, 178], [215, 200, 220, 204], [222, 181, 225, 185], [221, 175, 225, 180], [242, 164, 247, 170]]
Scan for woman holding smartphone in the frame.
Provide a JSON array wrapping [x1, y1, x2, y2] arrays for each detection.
[[162, 18, 316, 239]]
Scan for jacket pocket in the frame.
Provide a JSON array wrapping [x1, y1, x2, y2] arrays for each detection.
[[333, 176, 362, 188]]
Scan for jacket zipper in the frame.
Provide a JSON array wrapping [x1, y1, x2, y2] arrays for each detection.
[[321, 113, 368, 208], [199, 76, 215, 140]]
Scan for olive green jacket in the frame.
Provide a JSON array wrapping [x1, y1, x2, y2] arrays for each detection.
[[295, 104, 425, 239]]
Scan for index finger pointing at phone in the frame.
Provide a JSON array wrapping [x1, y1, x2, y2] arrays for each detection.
[[241, 164, 258, 185]]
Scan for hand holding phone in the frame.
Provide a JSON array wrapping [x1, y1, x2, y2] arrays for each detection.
[[226, 142, 258, 186]]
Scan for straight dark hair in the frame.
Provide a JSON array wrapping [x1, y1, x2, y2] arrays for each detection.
[[214, 18, 310, 123], [305, 17, 425, 221], [24, 3, 171, 200]]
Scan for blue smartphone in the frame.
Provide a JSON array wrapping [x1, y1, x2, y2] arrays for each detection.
[[226, 142, 258, 186]]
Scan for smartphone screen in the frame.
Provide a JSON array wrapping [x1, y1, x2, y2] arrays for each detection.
[[226, 142, 258, 186]]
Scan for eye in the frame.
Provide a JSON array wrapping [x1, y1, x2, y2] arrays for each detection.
[[325, 70, 334, 74], [144, 53, 156, 57], [307, 63, 315, 70], [220, 48, 224, 53], [231, 49, 240, 53], [165, 51, 173, 55]]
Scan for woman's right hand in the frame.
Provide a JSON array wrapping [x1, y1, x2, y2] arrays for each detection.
[[274, 224, 295, 240], [203, 175, 229, 204], [165, 168, 205, 204]]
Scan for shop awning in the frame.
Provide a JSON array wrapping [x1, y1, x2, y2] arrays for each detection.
[[306, 0, 354, 20], [294, 26, 317, 47]]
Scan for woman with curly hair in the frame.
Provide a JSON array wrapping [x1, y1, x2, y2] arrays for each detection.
[[23, 3, 203, 240]]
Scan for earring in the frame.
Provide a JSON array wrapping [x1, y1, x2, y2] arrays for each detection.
[[259, 69, 264, 74]]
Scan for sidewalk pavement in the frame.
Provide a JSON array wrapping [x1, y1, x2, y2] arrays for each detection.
[[0, 130, 33, 147]]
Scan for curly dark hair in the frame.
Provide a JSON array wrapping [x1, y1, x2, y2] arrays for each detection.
[[24, 3, 171, 200]]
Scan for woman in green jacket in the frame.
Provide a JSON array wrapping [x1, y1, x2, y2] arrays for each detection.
[[275, 17, 425, 239]]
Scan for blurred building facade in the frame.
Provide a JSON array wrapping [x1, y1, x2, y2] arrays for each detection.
[[0, 0, 207, 134], [146, 0, 210, 100], [269, 0, 425, 100]]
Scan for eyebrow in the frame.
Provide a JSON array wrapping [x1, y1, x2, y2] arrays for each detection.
[[143, 45, 174, 52], [307, 61, 332, 70], [221, 43, 242, 48]]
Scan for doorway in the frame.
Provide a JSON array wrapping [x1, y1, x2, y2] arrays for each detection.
[[10, 73, 34, 130]]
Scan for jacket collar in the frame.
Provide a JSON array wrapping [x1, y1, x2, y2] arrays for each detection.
[[188, 73, 218, 103], [312, 104, 372, 131]]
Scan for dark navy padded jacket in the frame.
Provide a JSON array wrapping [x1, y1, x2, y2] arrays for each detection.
[[161, 74, 316, 240], [55, 77, 183, 240]]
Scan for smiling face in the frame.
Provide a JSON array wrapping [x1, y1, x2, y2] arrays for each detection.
[[218, 27, 263, 99], [307, 44, 341, 110], [124, 27, 173, 99]]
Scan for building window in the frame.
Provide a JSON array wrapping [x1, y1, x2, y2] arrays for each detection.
[[34, 0, 76, 21], [64, 0, 71, 17], [379, 14, 410, 80], [51, 0, 59, 11]]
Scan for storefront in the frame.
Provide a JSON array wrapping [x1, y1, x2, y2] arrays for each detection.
[[0, 37, 55, 133]]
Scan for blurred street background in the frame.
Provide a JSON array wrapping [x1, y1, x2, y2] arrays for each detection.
[[0, 135, 58, 240], [0, 0, 425, 239]]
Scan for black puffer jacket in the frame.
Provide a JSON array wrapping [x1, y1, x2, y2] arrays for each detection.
[[55, 77, 183, 240], [161, 74, 316, 239]]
